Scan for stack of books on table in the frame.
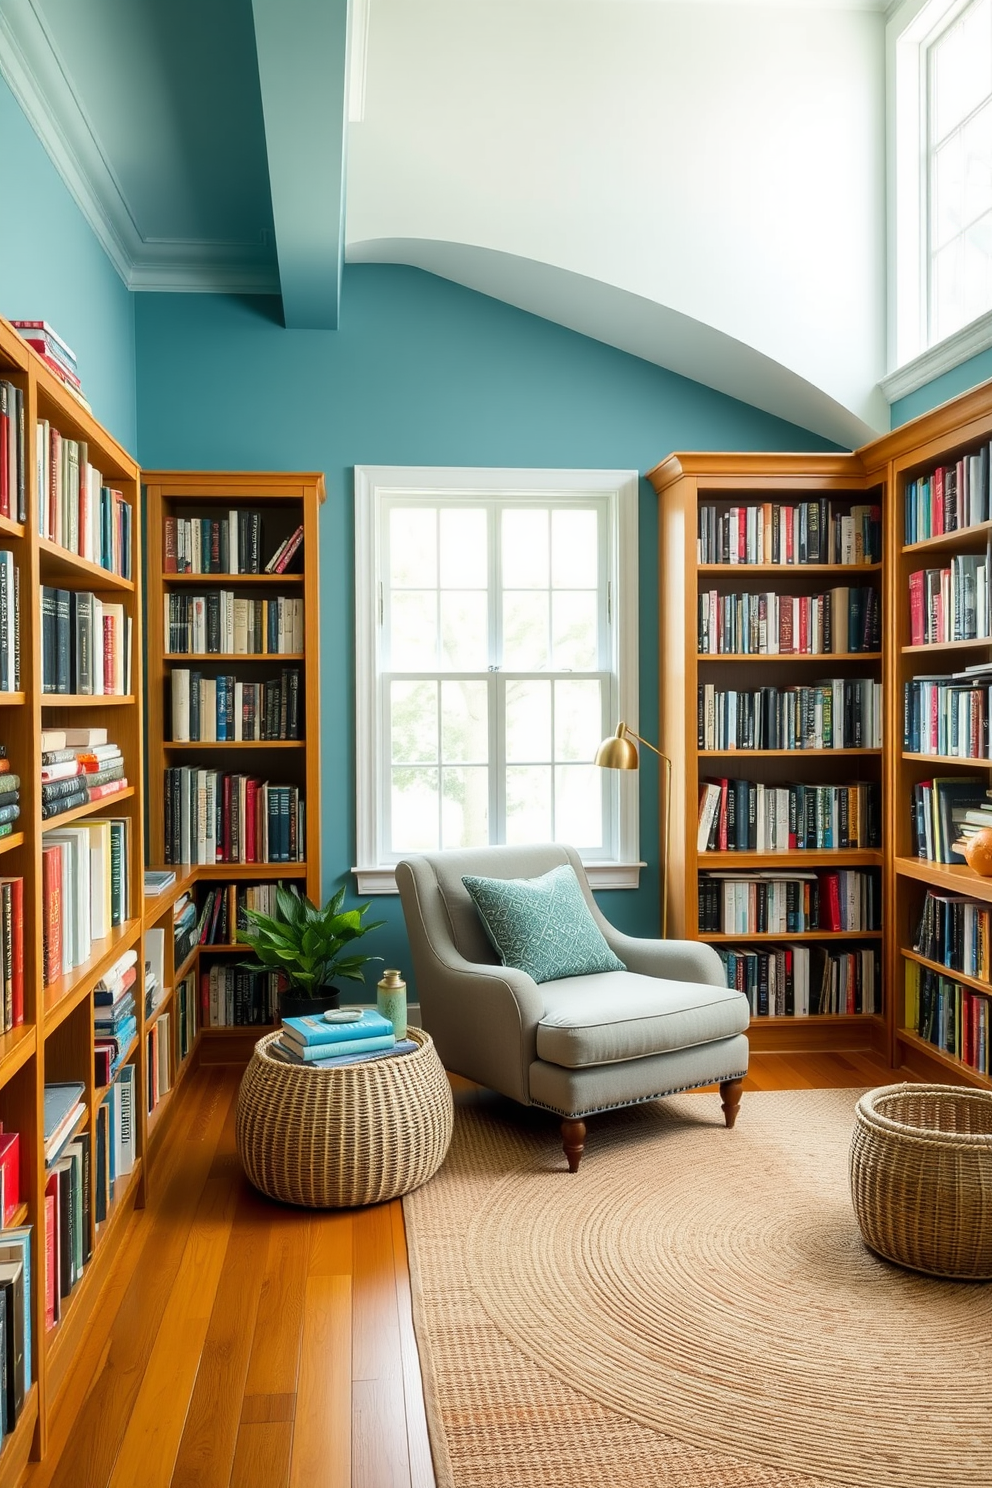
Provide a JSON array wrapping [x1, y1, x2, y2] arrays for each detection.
[[94, 951, 138, 1087], [268, 1009, 416, 1068], [40, 728, 128, 820]]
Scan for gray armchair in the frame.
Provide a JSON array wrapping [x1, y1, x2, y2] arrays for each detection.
[[396, 843, 749, 1171]]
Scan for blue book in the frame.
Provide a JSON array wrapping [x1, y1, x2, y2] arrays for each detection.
[[276, 1033, 395, 1062], [43, 1083, 85, 1142], [281, 1009, 393, 1047]]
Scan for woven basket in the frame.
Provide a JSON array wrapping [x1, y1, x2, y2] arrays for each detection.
[[849, 1083, 992, 1278], [236, 1026, 454, 1208]]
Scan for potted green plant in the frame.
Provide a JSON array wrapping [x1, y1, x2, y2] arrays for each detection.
[[239, 884, 385, 1017]]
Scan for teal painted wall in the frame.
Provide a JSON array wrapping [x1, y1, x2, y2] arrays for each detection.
[[0, 75, 136, 451], [891, 344, 992, 426], [136, 269, 836, 993]]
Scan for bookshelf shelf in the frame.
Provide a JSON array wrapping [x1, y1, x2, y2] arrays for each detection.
[[702, 930, 883, 942], [901, 751, 992, 766], [696, 652, 881, 663], [699, 850, 883, 868], [697, 563, 882, 575], [0, 696, 26, 707], [0, 1024, 36, 1089], [37, 537, 134, 592], [900, 637, 992, 653], [93, 1036, 139, 1100], [174, 943, 199, 986], [0, 832, 25, 857], [41, 785, 135, 832], [894, 854, 992, 903], [40, 694, 135, 708], [901, 516, 992, 556], [894, 1026, 990, 1087], [162, 572, 304, 585], [42, 919, 143, 1033], [190, 861, 309, 880], [0, 515, 25, 541], [699, 748, 881, 758], [164, 652, 306, 662], [0, 1383, 38, 1486], [163, 740, 306, 750], [899, 944, 992, 998], [147, 984, 177, 1023]]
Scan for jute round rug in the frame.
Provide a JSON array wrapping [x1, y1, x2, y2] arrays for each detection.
[[403, 1087, 992, 1488]]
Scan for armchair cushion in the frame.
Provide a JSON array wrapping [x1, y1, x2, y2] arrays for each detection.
[[536, 970, 750, 1069], [462, 863, 625, 984]]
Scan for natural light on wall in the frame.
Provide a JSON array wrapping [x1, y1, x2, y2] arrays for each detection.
[[890, 0, 992, 376]]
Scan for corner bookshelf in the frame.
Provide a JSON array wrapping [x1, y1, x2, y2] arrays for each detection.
[[0, 315, 145, 1476], [142, 472, 323, 1067], [648, 453, 888, 1055], [867, 379, 992, 1090]]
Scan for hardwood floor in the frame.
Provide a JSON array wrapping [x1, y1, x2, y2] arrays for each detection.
[[23, 1047, 902, 1488]]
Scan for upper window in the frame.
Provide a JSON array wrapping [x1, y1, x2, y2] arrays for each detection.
[[354, 467, 640, 893], [891, 0, 992, 371]]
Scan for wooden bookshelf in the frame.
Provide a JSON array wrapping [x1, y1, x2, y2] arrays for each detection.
[[0, 314, 146, 1473], [866, 378, 992, 1087], [142, 471, 323, 1052], [647, 452, 887, 1053]]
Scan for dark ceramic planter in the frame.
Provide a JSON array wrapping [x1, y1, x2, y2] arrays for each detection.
[[279, 985, 340, 1018]]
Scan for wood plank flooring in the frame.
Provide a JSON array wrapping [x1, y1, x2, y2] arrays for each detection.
[[22, 1048, 902, 1488]]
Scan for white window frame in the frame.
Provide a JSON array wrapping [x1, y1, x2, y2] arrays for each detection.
[[353, 466, 641, 894], [885, 0, 992, 402]]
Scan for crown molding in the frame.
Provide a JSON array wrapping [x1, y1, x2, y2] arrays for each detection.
[[880, 308, 992, 402], [0, 0, 279, 295]]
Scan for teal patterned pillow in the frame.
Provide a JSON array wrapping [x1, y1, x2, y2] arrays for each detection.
[[462, 864, 626, 984]]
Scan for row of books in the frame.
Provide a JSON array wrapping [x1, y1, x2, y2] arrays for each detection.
[[195, 881, 279, 947], [0, 867, 24, 1033], [903, 442, 992, 545], [146, 1012, 172, 1118], [176, 972, 198, 1066], [95, 1065, 136, 1226], [40, 735, 129, 822], [697, 501, 881, 567], [0, 1220, 30, 1438], [698, 869, 880, 934], [903, 668, 992, 758], [164, 768, 305, 865], [914, 890, 992, 983], [41, 588, 132, 696], [41, 815, 129, 986], [170, 668, 302, 742], [0, 554, 18, 693], [697, 586, 880, 656], [698, 680, 883, 752], [94, 952, 137, 1088], [35, 423, 132, 578], [173, 894, 198, 968], [164, 592, 304, 656], [268, 1009, 416, 1068], [908, 556, 991, 645], [0, 756, 20, 841], [697, 779, 881, 853], [904, 962, 990, 1074], [14, 320, 87, 410], [201, 965, 284, 1026], [164, 513, 302, 575], [0, 380, 26, 524], [910, 776, 990, 864], [43, 1081, 88, 1329], [718, 944, 881, 1016]]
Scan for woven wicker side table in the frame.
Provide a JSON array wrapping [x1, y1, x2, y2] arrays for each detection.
[[850, 1083, 992, 1279], [237, 1027, 454, 1208]]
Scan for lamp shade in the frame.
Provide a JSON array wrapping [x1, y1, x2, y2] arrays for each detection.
[[594, 724, 639, 770]]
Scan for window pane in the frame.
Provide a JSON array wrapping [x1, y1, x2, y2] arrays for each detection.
[[503, 592, 550, 670], [391, 767, 439, 851], [552, 509, 598, 588], [933, 214, 992, 340], [931, 0, 992, 143], [390, 592, 437, 669], [390, 508, 437, 588], [552, 592, 598, 670], [555, 766, 603, 849], [502, 509, 549, 588], [390, 681, 437, 763], [441, 592, 488, 670], [506, 680, 552, 762], [554, 680, 603, 762], [441, 767, 489, 847], [441, 681, 489, 763], [440, 509, 487, 588], [506, 766, 553, 843], [934, 103, 992, 251]]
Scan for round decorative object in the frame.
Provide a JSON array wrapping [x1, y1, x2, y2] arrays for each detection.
[[963, 828, 992, 878], [850, 1082, 992, 1278], [236, 1026, 453, 1208]]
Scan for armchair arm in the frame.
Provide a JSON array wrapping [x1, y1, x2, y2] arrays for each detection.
[[600, 928, 727, 988]]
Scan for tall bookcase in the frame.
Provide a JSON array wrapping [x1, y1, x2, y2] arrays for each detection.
[[142, 472, 323, 1065], [0, 316, 144, 1478], [868, 380, 992, 1089], [648, 453, 888, 1054]]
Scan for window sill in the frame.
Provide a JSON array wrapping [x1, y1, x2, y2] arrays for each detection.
[[881, 308, 992, 404], [352, 861, 646, 895]]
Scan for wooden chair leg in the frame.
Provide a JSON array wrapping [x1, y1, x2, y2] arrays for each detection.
[[561, 1118, 586, 1172], [720, 1078, 743, 1130]]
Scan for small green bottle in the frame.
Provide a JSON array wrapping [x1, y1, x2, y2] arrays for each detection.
[[376, 968, 407, 1040]]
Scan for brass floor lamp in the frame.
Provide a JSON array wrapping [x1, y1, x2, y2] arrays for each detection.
[[594, 721, 673, 939]]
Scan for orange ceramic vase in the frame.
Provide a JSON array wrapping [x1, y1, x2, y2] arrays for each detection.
[[964, 829, 992, 877]]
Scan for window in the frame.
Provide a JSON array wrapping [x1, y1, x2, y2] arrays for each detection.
[[890, 0, 992, 380], [354, 467, 640, 893]]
